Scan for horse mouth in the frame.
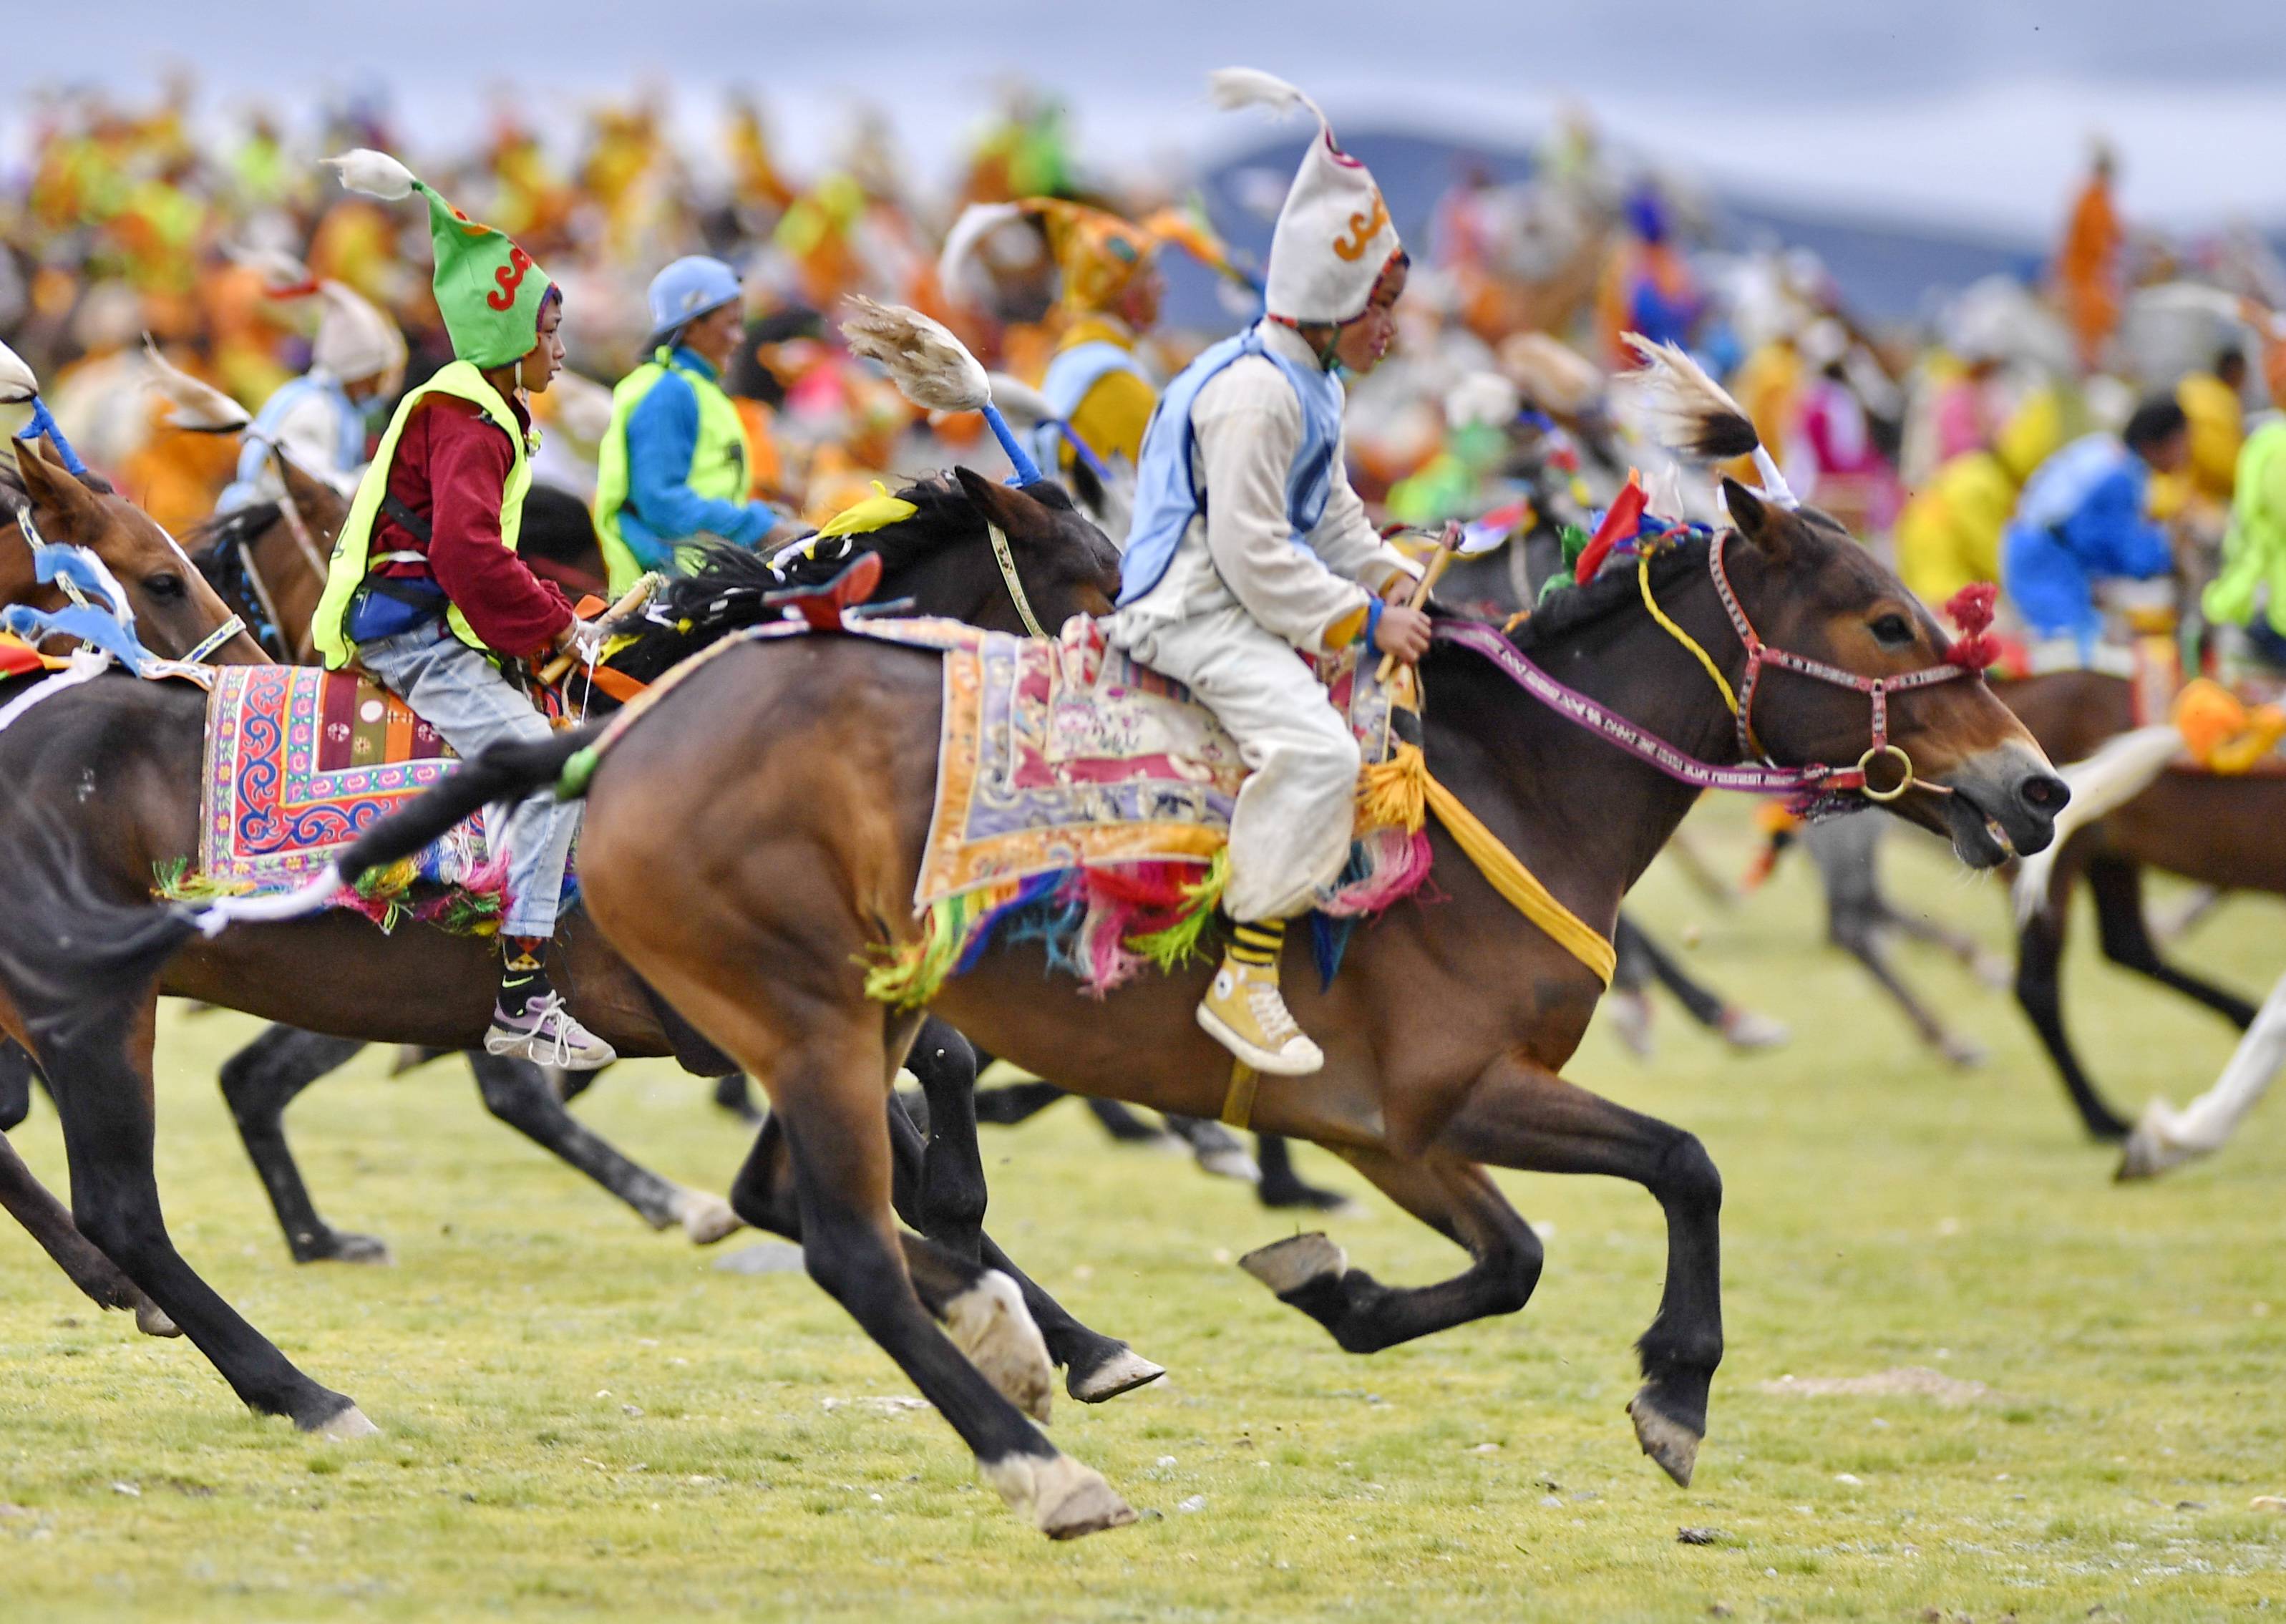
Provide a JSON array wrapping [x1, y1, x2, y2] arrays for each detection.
[[1943, 793, 2015, 868], [1940, 764, 2059, 867]]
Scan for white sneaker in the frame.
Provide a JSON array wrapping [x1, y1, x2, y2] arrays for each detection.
[[485, 993, 617, 1070]]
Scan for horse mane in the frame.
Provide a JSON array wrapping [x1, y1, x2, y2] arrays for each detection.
[[1502, 532, 1713, 652], [610, 472, 1041, 683], [182, 502, 280, 561]]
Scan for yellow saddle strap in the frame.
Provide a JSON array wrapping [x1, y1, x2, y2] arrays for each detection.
[[1422, 770, 1617, 986]]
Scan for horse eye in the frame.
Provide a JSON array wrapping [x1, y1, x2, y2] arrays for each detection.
[[147, 573, 187, 601], [1869, 613, 1912, 647]]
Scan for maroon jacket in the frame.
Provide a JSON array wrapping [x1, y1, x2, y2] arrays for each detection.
[[371, 394, 573, 658]]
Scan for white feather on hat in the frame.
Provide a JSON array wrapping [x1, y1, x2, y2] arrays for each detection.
[[0, 338, 38, 406], [1210, 67, 1399, 326], [936, 201, 1026, 306], [323, 148, 417, 202]]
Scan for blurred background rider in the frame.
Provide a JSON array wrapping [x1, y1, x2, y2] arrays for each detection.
[[593, 255, 793, 594]]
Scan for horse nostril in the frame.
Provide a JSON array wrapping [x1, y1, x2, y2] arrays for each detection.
[[2018, 773, 2070, 814]]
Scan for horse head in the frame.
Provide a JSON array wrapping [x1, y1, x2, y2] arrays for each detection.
[[7, 437, 268, 666], [945, 466, 1123, 635], [1716, 480, 2066, 865]]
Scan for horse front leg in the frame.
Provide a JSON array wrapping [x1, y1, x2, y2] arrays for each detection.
[[2014, 867, 2134, 1139], [1440, 1051, 1721, 1488], [0, 1117, 178, 1335], [1237, 1146, 1542, 1351]]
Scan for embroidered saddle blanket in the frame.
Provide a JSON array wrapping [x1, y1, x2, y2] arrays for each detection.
[[185, 666, 501, 922], [918, 616, 1401, 906]]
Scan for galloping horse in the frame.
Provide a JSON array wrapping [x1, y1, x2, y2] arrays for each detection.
[[0, 468, 1157, 1439], [1, 434, 268, 1334], [281, 373, 2069, 1536]]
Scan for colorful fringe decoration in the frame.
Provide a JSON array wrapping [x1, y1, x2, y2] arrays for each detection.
[[151, 850, 510, 938]]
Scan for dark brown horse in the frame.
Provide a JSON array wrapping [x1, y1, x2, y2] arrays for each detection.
[[1, 435, 270, 1335], [0, 469, 1159, 1439], [288, 475, 2067, 1535]]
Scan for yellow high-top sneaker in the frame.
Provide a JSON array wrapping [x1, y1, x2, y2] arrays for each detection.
[[1196, 920, 1324, 1075]]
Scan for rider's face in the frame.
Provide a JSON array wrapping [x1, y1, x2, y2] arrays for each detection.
[[519, 300, 566, 394], [1333, 257, 1408, 376]]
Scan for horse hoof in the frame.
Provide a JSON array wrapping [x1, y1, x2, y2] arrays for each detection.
[[1195, 1142, 1262, 1183], [312, 1404, 380, 1441], [1258, 1181, 1357, 1215], [673, 1190, 744, 1245], [329, 1232, 396, 1265], [944, 1272, 1054, 1424], [1627, 1391, 1701, 1487], [1938, 1036, 1989, 1069], [981, 1452, 1137, 1540], [1066, 1344, 1166, 1404], [1718, 1008, 1791, 1051], [1239, 1232, 1346, 1297], [2116, 1102, 2200, 1182], [133, 1298, 182, 1338]]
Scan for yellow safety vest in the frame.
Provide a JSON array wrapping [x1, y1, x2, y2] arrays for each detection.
[[311, 361, 532, 669], [593, 349, 755, 596]]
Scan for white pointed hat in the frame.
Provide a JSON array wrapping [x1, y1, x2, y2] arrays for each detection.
[[1211, 68, 1401, 325], [311, 281, 409, 387]]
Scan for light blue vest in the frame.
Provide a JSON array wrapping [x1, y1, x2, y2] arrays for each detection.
[[1117, 324, 1344, 608], [1031, 339, 1149, 472], [215, 371, 364, 515]]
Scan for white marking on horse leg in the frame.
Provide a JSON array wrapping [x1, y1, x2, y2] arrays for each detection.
[[315, 1405, 380, 1441], [1067, 1344, 1167, 1404], [1238, 1232, 1347, 1296], [979, 1451, 1137, 1539], [671, 1187, 744, 1244], [943, 1270, 1054, 1424]]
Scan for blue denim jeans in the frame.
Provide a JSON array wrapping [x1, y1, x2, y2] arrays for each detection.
[[356, 628, 578, 938]]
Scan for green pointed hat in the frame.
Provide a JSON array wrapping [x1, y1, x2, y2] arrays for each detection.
[[324, 148, 553, 370]]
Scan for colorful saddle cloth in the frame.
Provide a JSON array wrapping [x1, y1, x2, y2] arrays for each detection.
[[881, 616, 1428, 1003], [171, 666, 507, 930]]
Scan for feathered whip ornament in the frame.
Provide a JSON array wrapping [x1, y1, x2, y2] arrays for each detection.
[[935, 201, 1026, 305], [142, 336, 254, 433], [321, 148, 419, 202], [1619, 331, 1797, 509], [1, 336, 89, 476], [839, 296, 1044, 484]]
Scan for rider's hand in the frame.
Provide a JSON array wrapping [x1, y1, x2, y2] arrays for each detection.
[[555, 617, 605, 662], [1373, 603, 1433, 665], [1380, 569, 1421, 603]]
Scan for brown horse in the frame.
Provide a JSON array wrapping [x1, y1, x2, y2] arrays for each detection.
[[0, 469, 1159, 1439], [1997, 669, 2284, 1138], [287, 473, 2068, 1535]]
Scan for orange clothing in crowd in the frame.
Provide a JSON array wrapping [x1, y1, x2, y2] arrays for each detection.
[[2056, 173, 2124, 372]]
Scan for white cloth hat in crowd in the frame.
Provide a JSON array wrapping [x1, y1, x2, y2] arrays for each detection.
[[1210, 68, 1401, 326], [311, 281, 409, 388]]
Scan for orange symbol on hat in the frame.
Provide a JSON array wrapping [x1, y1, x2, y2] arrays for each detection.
[[1333, 192, 1390, 263]]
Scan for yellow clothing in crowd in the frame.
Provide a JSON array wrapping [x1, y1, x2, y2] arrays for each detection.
[[1895, 388, 2066, 608], [1046, 315, 1158, 470], [2177, 369, 2244, 505]]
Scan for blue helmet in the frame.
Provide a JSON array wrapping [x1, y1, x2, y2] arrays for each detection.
[[646, 256, 743, 346]]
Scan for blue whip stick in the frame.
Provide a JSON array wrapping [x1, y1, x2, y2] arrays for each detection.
[[1055, 421, 1114, 485], [981, 402, 1044, 487], [12, 398, 89, 477]]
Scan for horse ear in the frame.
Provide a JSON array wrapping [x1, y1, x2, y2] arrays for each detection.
[[11, 436, 97, 535], [953, 465, 1047, 538], [1721, 477, 1789, 562]]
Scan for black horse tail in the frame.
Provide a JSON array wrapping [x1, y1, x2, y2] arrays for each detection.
[[328, 726, 600, 893], [0, 825, 215, 1061]]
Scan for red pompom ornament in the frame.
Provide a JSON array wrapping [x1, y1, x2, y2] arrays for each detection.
[[1941, 582, 2000, 671]]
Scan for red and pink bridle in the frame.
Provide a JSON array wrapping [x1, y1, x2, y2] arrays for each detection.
[[1437, 530, 1988, 806]]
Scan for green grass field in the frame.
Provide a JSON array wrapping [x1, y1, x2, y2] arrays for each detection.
[[2, 804, 2281, 1621]]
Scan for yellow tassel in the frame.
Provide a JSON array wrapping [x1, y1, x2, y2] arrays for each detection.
[[1355, 741, 1427, 835], [817, 480, 920, 540]]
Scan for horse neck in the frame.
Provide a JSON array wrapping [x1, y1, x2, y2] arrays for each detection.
[[1425, 554, 1749, 910], [254, 512, 326, 660], [878, 518, 1006, 631], [0, 520, 48, 610]]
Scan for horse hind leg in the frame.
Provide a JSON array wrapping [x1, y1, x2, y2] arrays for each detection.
[[219, 1026, 391, 1263], [892, 1015, 1164, 1404], [0, 1114, 178, 1336], [1441, 1054, 1723, 1488], [701, 991, 1132, 1538], [0, 1038, 34, 1130], [44, 996, 366, 1433], [465, 1049, 739, 1244]]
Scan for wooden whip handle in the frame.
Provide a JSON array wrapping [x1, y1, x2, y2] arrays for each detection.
[[1375, 543, 1459, 684], [537, 577, 658, 686]]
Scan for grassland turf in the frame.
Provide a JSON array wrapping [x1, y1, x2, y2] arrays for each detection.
[[1, 803, 2281, 1620]]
